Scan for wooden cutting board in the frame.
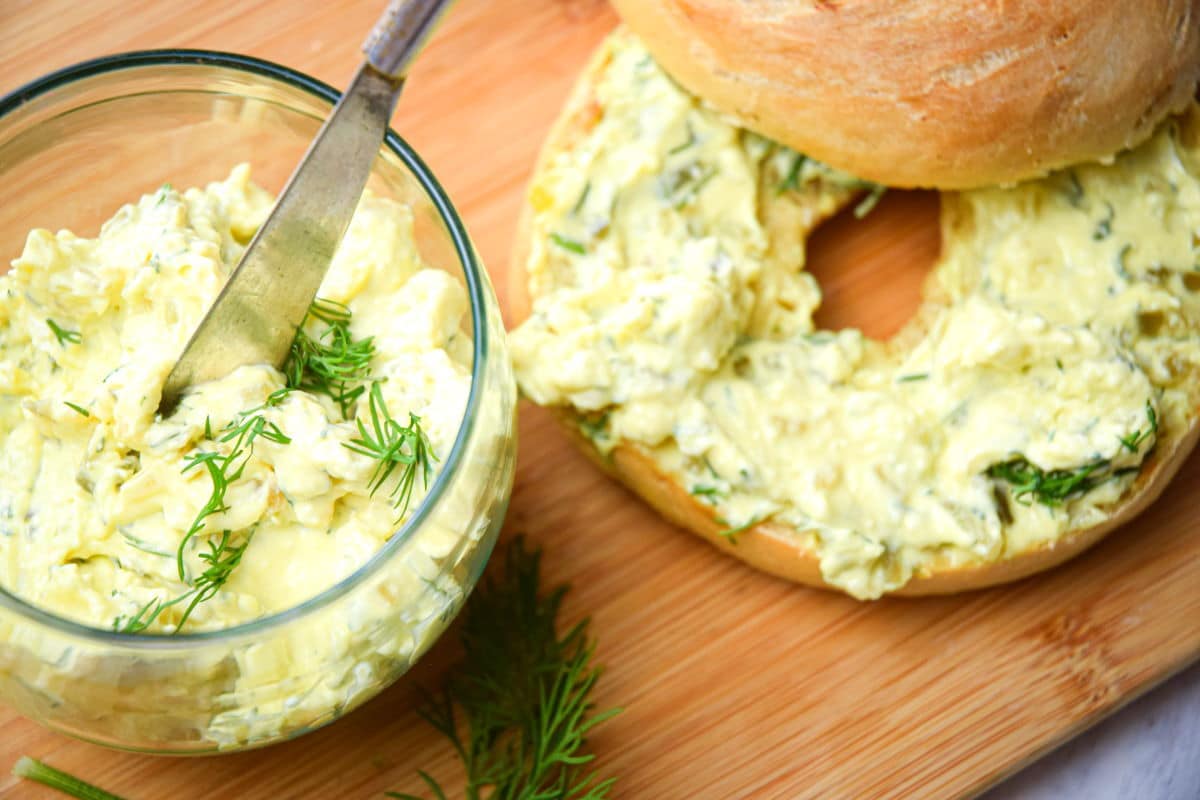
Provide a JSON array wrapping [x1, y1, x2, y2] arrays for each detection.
[[1, 2, 1198, 798]]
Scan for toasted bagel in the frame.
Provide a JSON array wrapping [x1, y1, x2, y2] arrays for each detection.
[[509, 29, 1200, 598], [609, 0, 1200, 189]]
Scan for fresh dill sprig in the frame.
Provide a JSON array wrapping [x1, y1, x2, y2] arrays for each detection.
[[175, 410, 289, 580], [285, 297, 375, 418], [344, 381, 436, 522], [988, 402, 1158, 509], [114, 404, 289, 634], [12, 756, 126, 800], [46, 319, 81, 347], [1118, 401, 1158, 453], [114, 529, 255, 634], [390, 537, 620, 800], [986, 458, 1110, 508]]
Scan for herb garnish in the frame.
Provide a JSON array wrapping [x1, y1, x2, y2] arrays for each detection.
[[1118, 401, 1158, 453], [719, 516, 763, 543], [577, 412, 610, 445], [853, 186, 887, 219], [1064, 170, 1085, 207], [571, 183, 591, 216], [986, 458, 1110, 508], [114, 404, 290, 634], [11, 756, 125, 800], [390, 537, 619, 800], [175, 409, 290, 581], [987, 402, 1157, 508], [1093, 202, 1114, 240], [344, 381, 436, 522], [668, 123, 697, 155], [896, 373, 929, 383], [284, 298, 375, 418], [550, 233, 587, 255], [153, 182, 175, 207], [777, 152, 807, 194], [114, 529, 256, 634], [64, 401, 90, 417], [46, 319, 81, 347], [664, 161, 718, 209]]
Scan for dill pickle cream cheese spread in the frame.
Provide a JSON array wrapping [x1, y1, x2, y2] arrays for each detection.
[[510, 33, 1200, 599], [0, 166, 482, 742]]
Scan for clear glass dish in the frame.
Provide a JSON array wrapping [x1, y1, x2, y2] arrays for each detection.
[[0, 51, 517, 753]]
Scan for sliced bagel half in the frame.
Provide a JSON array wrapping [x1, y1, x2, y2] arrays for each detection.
[[508, 29, 1200, 598]]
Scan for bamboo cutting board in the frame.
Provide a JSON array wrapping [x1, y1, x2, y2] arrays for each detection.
[[1, 2, 1199, 798]]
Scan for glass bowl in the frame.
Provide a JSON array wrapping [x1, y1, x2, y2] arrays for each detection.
[[0, 51, 517, 753]]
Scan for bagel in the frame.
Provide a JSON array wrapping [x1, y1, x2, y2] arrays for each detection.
[[609, 0, 1200, 189], [508, 29, 1200, 599]]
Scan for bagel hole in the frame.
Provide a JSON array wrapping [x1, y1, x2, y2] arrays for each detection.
[[806, 189, 941, 340]]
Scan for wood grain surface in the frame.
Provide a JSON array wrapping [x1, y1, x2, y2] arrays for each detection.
[[1, 2, 1198, 798]]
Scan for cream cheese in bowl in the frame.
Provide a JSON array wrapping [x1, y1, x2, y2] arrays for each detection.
[[0, 52, 516, 752]]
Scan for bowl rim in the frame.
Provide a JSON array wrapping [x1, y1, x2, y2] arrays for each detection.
[[0, 49, 492, 647]]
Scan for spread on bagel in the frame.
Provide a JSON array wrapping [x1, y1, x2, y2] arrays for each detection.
[[509, 31, 1200, 599]]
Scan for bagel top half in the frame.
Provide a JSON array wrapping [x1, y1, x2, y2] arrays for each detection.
[[611, 0, 1200, 189], [508, 29, 1200, 599]]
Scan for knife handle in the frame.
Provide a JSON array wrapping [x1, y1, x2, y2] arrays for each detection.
[[363, 0, 454, 80]]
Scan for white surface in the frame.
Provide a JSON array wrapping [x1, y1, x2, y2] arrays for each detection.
[[983, 661, 1200, 799]]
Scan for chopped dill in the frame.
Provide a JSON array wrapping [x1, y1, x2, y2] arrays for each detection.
[[577, 412, 610, 444], [897, 373, 929, 383], [853, 185, 887, 219], [46, 319, 81, 347], [550, 232, 587, 255], [1118, 401, 1158, 453], [1093, 202, 1114, 240], [668, 123, 697, 155], [571, 183, 591, 216], [1064, 170, 1085, 207], [119, 530, 173, 559], [665, 162, 718, 209], [777, 152, 808, 193], [1114, 244, 1133, 280], [63, 401, 90, 417], [719, 516, 763, 544]]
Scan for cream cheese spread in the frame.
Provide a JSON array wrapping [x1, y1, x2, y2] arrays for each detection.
[[0, 165, 472, 631], [510, 33, 1200, 598]]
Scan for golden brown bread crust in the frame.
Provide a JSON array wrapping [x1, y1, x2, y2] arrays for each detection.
[[509, 31, 1200, 596], [609, 0, 1200, 190]]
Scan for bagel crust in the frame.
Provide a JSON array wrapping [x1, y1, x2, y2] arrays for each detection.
[[509, 30, 1200, 599], [610, 0, 1200, 189]]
